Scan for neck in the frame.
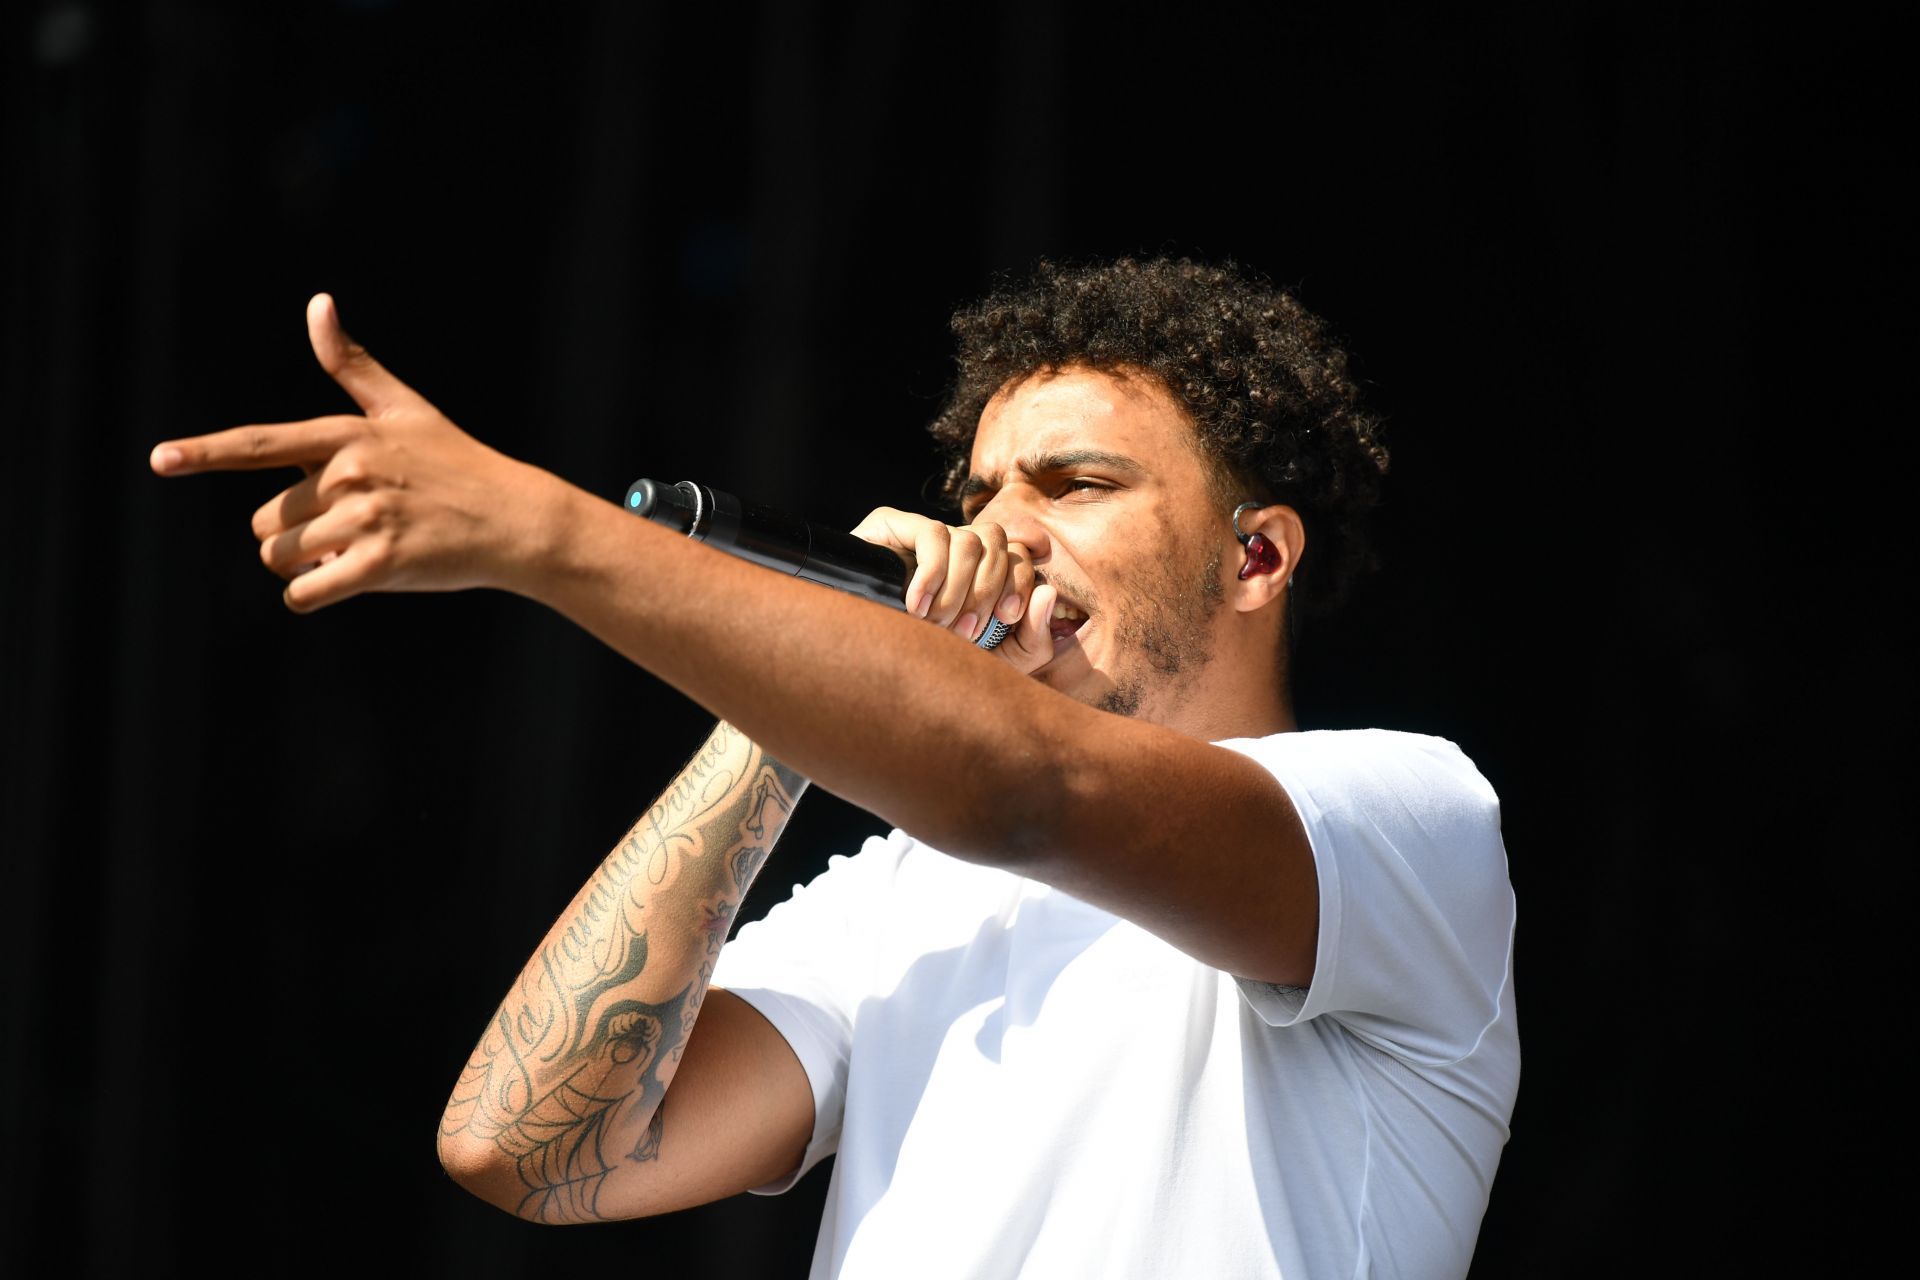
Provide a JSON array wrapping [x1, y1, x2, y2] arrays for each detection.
[[1146, 666, 1295, 743], [1158, 613, 1294, 741]]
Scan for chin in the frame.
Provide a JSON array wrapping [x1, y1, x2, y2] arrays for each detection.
[[1037, 649, 1098, 697], [1059, 670, 1142, 719]]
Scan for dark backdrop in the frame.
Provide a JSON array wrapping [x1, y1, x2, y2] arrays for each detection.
[[3, 1, 1900, 1274]]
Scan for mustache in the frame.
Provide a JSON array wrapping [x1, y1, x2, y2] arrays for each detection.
[[1035, 569, 1096, 612]]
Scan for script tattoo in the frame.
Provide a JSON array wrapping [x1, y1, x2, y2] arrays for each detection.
[[440, 723, 807, 1222]]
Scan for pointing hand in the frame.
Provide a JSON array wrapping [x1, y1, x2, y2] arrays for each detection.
[[150, 294, 562, 612]]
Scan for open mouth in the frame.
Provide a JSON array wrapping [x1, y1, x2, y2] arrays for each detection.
[[1048, 598, 1089, 646]]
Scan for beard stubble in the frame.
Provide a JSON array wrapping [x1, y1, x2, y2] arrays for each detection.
[[1095, 542, 1227, 719]]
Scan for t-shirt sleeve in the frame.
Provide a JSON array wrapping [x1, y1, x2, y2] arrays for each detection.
[[708, 830, 906, 1194], [1214, 731, 1516, 1065]]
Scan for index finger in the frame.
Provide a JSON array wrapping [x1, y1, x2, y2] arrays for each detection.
[[150, 415, 364, 476]]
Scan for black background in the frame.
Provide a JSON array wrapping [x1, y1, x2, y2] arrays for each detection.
[[2, 1, 1901, 1274]]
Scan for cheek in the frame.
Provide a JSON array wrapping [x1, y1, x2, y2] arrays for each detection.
[[1117, 542, 1224, 642], [1129, 529, 1213, 597]]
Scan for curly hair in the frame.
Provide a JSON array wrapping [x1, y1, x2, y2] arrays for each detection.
[[928, 257, 1390, 615]]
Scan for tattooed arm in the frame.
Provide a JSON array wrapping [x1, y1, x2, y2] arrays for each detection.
[[436, 720, 816, 1223]]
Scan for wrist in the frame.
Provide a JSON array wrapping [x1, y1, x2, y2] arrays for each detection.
[[493, 462, 595, 604]]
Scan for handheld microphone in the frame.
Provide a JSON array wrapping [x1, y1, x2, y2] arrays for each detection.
[[624, 478, 1011, 650]]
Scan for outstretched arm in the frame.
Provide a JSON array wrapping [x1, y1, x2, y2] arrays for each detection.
[[151, 294, 1316, 987], [436, 720, 814, 1222]]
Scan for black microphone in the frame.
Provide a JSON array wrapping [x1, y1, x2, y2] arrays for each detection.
[[624, 478, 1011, 649]]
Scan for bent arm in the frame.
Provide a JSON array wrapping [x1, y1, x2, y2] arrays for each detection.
[[436, 720, 814, 1222]]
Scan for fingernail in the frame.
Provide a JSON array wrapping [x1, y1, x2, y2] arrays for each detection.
[[999, 592, 1022, 622], [957, 612, 978, 640], [151, 446, 183, 472], [917, 593, 932, 618]]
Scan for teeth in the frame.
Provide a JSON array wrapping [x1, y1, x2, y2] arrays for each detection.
[[1051, 604, 1084, 621]]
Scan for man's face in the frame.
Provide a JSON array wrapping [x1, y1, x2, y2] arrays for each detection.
[[961, 365, 1232, 723]]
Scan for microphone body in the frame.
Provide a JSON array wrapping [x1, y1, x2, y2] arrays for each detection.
[[624, 478, 1012, 650], [625, 478, 909, 609]]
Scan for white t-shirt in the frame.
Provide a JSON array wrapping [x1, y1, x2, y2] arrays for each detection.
[[711, 729, 1519, 1279]]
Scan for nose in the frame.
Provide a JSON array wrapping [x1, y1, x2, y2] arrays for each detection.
[[970, 487, 1051, 563]]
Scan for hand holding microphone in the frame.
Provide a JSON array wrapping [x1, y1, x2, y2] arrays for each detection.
[[846, 505, 1034, 649], [842, 503, 1062, 672], [626, 481, 1044, 658]]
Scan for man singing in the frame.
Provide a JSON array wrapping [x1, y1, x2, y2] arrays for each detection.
[[151, 257, 1518, 1278]]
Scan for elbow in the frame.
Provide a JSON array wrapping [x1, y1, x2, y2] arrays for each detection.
[[435, 1125, 487, 1184], [436, 1127, 532, 1220]]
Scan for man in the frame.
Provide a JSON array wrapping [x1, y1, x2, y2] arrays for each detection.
[[151, 258, 1517, 1277]]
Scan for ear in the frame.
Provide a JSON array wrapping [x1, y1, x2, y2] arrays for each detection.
[[1229, 504, 1305, 615]]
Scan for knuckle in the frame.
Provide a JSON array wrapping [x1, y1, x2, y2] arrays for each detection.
[[858, 509, 914, 549], [331, 451, 370, 487], [350, 493, 390, 527]]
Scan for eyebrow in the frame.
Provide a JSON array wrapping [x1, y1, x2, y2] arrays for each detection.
[[958, 449, 1146, 512]]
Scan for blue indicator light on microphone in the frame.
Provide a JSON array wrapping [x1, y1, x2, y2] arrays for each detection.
[[628, 491, 642, 508]]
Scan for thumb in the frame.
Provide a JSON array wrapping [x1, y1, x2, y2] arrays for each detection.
[[307, 293, 427, 418], [995, 581, 1058, 675]]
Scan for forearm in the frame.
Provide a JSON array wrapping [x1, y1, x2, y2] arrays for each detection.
[[437, 719, 807, 1222]]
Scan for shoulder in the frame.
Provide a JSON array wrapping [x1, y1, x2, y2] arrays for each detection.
[[1216, 728, 1500, 832], [1215, 728, 1508, 910], [1221, 729, 1516, 1054]]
